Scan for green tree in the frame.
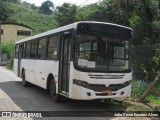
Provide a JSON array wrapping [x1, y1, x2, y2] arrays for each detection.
[[0, 1, 13, 22], [1, 0, 21, 3], [39, 0, 54, 15], [110, 0, 136, 26], [112, 0, 135, 12], [21, 1, 38, 10], [77, 3, 101, 21], [77, 0, 131, 25], [130, 0, 159, 45], [111, 0, 159, 45], [55, 3, 77, 26], [77, 1, 115, 23]]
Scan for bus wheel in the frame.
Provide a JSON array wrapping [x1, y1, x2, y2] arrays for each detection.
[[50, 79, 61, 102], [21, 70, 28, 87]]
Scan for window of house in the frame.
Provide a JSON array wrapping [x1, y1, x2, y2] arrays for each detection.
[[17, 30, 31, 36], [0, 29, 3, 35]]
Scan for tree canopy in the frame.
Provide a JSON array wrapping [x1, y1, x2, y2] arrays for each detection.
[[0, 0, 159, 45], [39, 0, 54, 15], [0, 1, 13, 22], [55, 3, 77, 26]]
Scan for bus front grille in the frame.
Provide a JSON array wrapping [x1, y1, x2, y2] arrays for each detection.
[[73, 79, 131, 92], [88, 74, 125, 79], [89, 81, 130, 91]]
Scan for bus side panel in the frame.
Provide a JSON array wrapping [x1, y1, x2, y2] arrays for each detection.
[[69, 62, 81, 99], [21, 59, 59, 89], [33, 60, 59, 89], [13, 59, 18, 76], [21, 59, 32, 84]]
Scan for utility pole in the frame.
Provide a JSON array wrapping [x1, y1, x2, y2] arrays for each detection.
[[0, 22, 1, 65]]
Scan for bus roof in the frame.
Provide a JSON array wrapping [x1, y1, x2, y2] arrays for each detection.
[[15, 21, 131, 44]]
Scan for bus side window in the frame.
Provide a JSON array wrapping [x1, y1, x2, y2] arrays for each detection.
[[30, 41, 35, 58], [38, 38, 47, 58], [25, 42, 31, 58], [48, 34, 60, 59], [15, 45, 19, 59], [30, 40, 38, 58], [22, 43, 25, 58], [34, 40, 38, 58]]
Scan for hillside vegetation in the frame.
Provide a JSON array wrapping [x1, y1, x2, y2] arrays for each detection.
[[0, 0, 159, 45], [1, 2, 57, 35]]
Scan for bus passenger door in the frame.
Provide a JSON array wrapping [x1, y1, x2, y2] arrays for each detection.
[[18, 44, 23, 77], [59, 32, 71, 95]]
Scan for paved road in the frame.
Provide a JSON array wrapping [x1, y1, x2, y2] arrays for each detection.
[[0, 67, 132, 120]]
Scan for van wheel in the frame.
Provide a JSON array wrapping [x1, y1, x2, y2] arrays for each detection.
[[21, 70, 28, 87], [50, 79, 61, 102]]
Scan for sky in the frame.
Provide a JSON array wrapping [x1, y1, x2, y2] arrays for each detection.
[[23, 0, 100, 6]]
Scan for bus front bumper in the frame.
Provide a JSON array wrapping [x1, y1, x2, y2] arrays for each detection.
[[71, 84, 131, 100]]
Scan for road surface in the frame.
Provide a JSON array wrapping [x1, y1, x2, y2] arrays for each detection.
[[0, 66, 144, 120]]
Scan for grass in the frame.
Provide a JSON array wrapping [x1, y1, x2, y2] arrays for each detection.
[[146, 80, 160, 106], [131, 78, 160, 109], [125, 104, 152, 111], [146, 95, 160, 105], [108, 99, 153, 111]]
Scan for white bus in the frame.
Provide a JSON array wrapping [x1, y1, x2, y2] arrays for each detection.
[[14, 21, 132, 102]]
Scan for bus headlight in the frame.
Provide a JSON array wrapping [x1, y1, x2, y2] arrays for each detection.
[[124, 80, 132, 86], [73, 79, 88, 88]]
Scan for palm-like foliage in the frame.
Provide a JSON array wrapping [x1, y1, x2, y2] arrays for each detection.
[[112, 0, 135, 12]]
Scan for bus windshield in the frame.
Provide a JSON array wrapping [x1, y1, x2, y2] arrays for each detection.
[[74, 35, 130, 72]]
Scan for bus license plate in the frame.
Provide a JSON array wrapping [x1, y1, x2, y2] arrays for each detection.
[[102, 89, 112, 94]]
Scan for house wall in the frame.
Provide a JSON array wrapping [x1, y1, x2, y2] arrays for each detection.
[[1, 24, 32, 42]]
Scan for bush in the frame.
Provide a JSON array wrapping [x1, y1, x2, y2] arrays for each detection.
[[2, 41, 14, 57], [6, 58, 13, 70], [2, 41, 14, 69], [131, 79, 149, 99]]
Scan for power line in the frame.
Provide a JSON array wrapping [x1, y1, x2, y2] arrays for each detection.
[[58, 0, 102, 26], [58, 0, 89, 26], [80, 0, 103, 21]]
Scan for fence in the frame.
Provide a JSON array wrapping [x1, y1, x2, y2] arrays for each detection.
[[131, 45, 160, 98], [131, 44, 160, 83], [1, 53, 9, 66]]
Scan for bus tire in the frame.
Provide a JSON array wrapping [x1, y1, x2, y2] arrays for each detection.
[[50, 78, 61, 102], [21, 70, 28, 87]]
